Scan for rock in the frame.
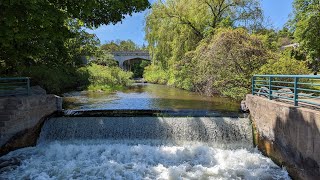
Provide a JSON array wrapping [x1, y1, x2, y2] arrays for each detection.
[[240, 100, 249, 112], [258, 87, 269, 97], [31, 86, 46, 95], [275, 88, 293, 98]]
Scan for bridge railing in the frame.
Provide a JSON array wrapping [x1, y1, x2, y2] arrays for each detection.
[[252, 75, 320, 107], [0, 77, 31, 96], [112, 51, 149, 56]]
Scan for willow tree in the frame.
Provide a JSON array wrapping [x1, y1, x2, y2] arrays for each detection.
[[145, 0, 263, 86]]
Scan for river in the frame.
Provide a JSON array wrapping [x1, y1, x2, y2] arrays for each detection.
[[63, 83, 240, 112]]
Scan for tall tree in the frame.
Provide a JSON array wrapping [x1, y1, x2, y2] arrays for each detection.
[[0, 0, 150, 74], [145, 0, 263, 84], [290, 0, 320, 73]]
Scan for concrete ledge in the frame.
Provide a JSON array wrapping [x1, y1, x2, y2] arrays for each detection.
[[0, 94, 62, 154], [246, 94, 320, 180]]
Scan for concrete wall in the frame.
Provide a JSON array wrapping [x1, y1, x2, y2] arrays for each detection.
[[0, 95, 62, 149], [246, 94, 320, 180], [114, 55, 151, 69]]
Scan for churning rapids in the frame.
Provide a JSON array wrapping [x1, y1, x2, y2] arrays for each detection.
[[0, 116, 290, 179]]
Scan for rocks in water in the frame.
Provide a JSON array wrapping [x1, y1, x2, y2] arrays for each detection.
[[240, 100, 249, 112], [0, 157, 21, 173]]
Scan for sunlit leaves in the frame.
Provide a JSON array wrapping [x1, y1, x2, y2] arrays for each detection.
[[290, 0, 320, 72]]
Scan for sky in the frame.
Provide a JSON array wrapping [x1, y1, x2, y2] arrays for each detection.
[[86, 0, 294, 46]]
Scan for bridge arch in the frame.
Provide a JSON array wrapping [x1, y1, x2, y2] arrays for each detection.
[[112, 51, 151, 69]]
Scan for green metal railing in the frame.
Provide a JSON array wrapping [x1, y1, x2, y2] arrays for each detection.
[[252, 75, 320, 107], [0, 77, 31, 96]]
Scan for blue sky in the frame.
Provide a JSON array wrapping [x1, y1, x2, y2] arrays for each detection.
[[87, 0, 294, 45]]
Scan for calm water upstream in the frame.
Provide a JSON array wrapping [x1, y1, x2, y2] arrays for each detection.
[[0, 83, 291, 179], [63, 83, 240, 112]]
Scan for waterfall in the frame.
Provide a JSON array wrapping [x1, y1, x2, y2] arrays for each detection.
[[38, 116, 252, 148]]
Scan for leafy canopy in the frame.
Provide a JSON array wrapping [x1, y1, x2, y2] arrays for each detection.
[[289, 0, 320, 72], [0, 0, 150, 74]]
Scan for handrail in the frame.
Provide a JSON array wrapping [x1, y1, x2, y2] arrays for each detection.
[[252, 75, 320, 107], [0, 77, 31, 96]]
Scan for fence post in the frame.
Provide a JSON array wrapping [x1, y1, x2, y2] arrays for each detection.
[[269, 76, 272, 100], [252, 76, 255, 95], [294, 77, 299, 106], [27, 78, 31, 95]]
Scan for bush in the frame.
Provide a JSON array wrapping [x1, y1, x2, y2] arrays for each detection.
[[82, 63, 133, 91], [143, 64, 169, 84], [191, 28, 270, 100], [258, 56, 311, 75], [22, 65, 89, 94]]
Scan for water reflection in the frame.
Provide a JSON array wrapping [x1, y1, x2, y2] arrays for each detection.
[[63, 83, 239, 112]]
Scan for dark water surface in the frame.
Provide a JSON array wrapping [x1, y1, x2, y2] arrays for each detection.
[[63, 83, 239, 112]]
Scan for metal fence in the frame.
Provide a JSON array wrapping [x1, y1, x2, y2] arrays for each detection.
[[252, 75, 320, 107], [0, 77, 31, 96]]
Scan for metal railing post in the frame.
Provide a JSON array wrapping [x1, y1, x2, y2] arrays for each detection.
[[294, 77, 299, 106], [269, 76, 272, 100], [252, 76, 255, 95], [27, 78, 31, 95]]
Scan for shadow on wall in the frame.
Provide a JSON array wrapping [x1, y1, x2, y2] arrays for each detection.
[[278, 107, 319, 179], [258, 106, 320, 180]]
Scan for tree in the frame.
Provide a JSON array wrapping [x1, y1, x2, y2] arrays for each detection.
[[191, 28, 270, 100], [0, 0, 150, 74], [290, 0, 320, 73], [145, 0, 264, 87], [101, 40, 141, 52], [258, 56, 310, 75]]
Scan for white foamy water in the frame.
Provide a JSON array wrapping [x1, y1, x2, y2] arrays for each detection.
[[0, 142, 290, 180]]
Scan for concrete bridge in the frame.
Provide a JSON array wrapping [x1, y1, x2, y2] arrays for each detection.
[[112, 51, 151, 69]]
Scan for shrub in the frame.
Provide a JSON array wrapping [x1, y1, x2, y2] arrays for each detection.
[[191, 28, 270, 100], [258, 56, 310, 75], [22, 65, 89, 94], [143, 64, 169, 84], [82, 63, 133, 91]]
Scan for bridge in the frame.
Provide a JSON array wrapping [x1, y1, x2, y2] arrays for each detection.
[[111, 51, 151, 70]]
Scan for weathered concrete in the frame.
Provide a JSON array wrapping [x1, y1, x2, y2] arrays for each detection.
[[112, 51, 151, 69], [246, 94, 320, 180], [0, 95, 62, 154]]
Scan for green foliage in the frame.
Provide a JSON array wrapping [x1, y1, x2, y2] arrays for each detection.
[[258, 56, 311, 75], [132, 60, 151, 78], [0, 0, 149, 74], [144, 0, 271, 100], [290, 0, 320, 72], [100, 40, 142, 52], [82, 64, 133, 91], [92, 51, 118, 67], [143, 65, 169, 84], [22, 65, 89, 94], [192, 28, 270, 100], [0, 0, 149, 94]]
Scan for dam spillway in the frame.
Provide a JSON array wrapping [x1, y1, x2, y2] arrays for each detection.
[[38, 117, 252, 148], [0, 115, 290, 179]]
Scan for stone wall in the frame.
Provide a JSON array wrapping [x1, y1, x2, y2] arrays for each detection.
[[0, 95, 62, 151], [246, 94, 320, 180]]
